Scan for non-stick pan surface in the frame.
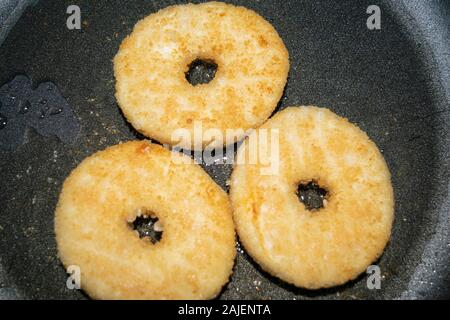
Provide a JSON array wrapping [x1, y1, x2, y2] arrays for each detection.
[[0, 0, 449, 299]]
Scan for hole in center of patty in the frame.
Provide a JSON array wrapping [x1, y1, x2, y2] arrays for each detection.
[[297, 181, 328, 211], [185, 58, 218, 86], [128, 210, 163, 244]]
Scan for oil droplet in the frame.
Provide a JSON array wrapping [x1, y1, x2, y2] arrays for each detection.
[[236, 241, 245, 254], [20, 101, 31, 114], [50, 107, 63, 115], [39, 101, 51, 119], [0, 113, 7, 129]]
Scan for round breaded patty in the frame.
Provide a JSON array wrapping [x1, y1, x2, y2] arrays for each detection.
[[55, 141, 235, 299], [114, 2, 289, 150], [230, 106, 394, 289]]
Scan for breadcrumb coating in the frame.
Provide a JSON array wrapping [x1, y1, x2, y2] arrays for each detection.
[[55, 141, 235, 299], [114, 2, 289, 150], [230, 106, 394, 289]]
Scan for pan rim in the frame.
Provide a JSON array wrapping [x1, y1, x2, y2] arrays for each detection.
[[0, 0, 449, 300]]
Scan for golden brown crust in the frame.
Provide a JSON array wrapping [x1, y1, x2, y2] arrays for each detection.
[[230, 106, 394, 289], [114, 2, 289, 150], [55, 141, 235, 299]]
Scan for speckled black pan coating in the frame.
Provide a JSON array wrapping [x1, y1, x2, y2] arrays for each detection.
[[0, 0, 449, 299]]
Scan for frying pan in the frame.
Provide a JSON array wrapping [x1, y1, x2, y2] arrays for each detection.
[[0, 0, 449, 300]]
